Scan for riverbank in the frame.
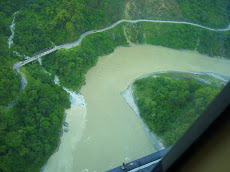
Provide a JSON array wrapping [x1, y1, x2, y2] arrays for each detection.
[[43, 105, 87, 172], [40, 75, 87, 171], [121, 84, 165, 151], [43, 45, 230, 172], [2, 2, 230, 171], [16, 19, 230, 71], [122, 71, 230, 148]]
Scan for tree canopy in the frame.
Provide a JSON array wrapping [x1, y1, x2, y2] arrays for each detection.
[[133, 74, 224, 146], [0, 0, 230, 170]]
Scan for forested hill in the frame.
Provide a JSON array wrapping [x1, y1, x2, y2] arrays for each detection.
[[133, 73, 226, 146], [125, 0, 230, 28], [3, 0, 125, 56], [0, 26, 71, 172], [0, 0, 230, 171], [1, 0, 229, 56]]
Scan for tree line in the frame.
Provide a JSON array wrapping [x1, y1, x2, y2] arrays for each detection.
[[133, 75, 224, 146], [0, 61, 71, 171], [43, 24, 128, 90], [124, 22, 230, 58], [0, 0, 229, 170]]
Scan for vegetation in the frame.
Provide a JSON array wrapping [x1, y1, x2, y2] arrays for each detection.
[[124, 22, 230, 58], [0, 0, 229, 171], [133, 73, 224, 146], [11, 0, 124, 55], [0, 2, 70, 171], [0, 40, 21, 108], [43, 24, 128, 90], [43, 21, 230, 91], [2, 0, 229, 57], [176, 0, 229, 28], [0, 3, 21, 108], [41, 0, 230, 90], [124, 0, 230, 28], [0, 63, 71, 171]]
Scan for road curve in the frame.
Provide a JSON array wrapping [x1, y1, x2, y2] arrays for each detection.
[[9, 18, 230, 110], [12, 19, 230, 91], [13, 19, 230, 71]]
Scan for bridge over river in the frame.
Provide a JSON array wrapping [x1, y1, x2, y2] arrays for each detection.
[[13, 19, 230, 72], [10, 18, 230, 172]]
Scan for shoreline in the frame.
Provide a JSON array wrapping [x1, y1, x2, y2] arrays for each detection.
[[121, 71, 230, 151], [14, 18, 230, 72], [40, 45, 230, 171], [41, 103, 87, 172], [121, 84, 165, 151], [40, 75, 87, 172], [40, 112, 66, 172]]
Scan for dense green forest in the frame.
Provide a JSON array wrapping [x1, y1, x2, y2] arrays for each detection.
[[0, 1, 71, 171], [1, 0, 229, 56], [176, 0, 229, 28], [0, 63, 71, 171], [133, 74, 224, 146], [39, 1, 230, 91], [0, 39, 21, 108], [125, 0, 230, 28], [124, 22, 230, 57], [0, 19, 71, 169], [11, 0, 124, 56], [43, 24, 128, 90], [0, 64, 71, 171], [43, 22, 230, 91], [0, 5, 22, 107], [0, 0, 230, 171]]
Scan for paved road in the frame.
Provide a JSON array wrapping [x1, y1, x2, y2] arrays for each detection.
[[12, 19, 230, 91], [13, 19, 230, 71]]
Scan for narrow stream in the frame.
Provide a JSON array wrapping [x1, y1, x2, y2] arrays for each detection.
[[8, 11, 19, 49], [44, 45, 230, 172]]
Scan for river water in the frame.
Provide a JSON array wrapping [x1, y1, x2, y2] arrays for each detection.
[[44, 45, 230, 172]]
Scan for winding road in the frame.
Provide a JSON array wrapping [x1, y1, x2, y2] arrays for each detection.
[[13, 19, 230, 71], [12, 19, 230, 91]]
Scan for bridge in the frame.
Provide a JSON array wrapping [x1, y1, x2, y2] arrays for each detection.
[[13, 19, 230, 72], [12, 19, 230, 92], [13, 46, 59, 70]]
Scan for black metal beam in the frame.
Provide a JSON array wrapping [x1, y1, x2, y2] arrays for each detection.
[[107, 147, 171, 172]]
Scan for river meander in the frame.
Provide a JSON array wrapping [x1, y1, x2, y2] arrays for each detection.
[[44, 45, 230, 172]]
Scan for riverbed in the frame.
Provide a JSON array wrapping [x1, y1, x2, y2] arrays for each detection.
[[44, 45, 230, 172]]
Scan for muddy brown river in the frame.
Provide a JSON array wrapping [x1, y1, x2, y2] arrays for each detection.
[[44, 45, 230, 172]]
